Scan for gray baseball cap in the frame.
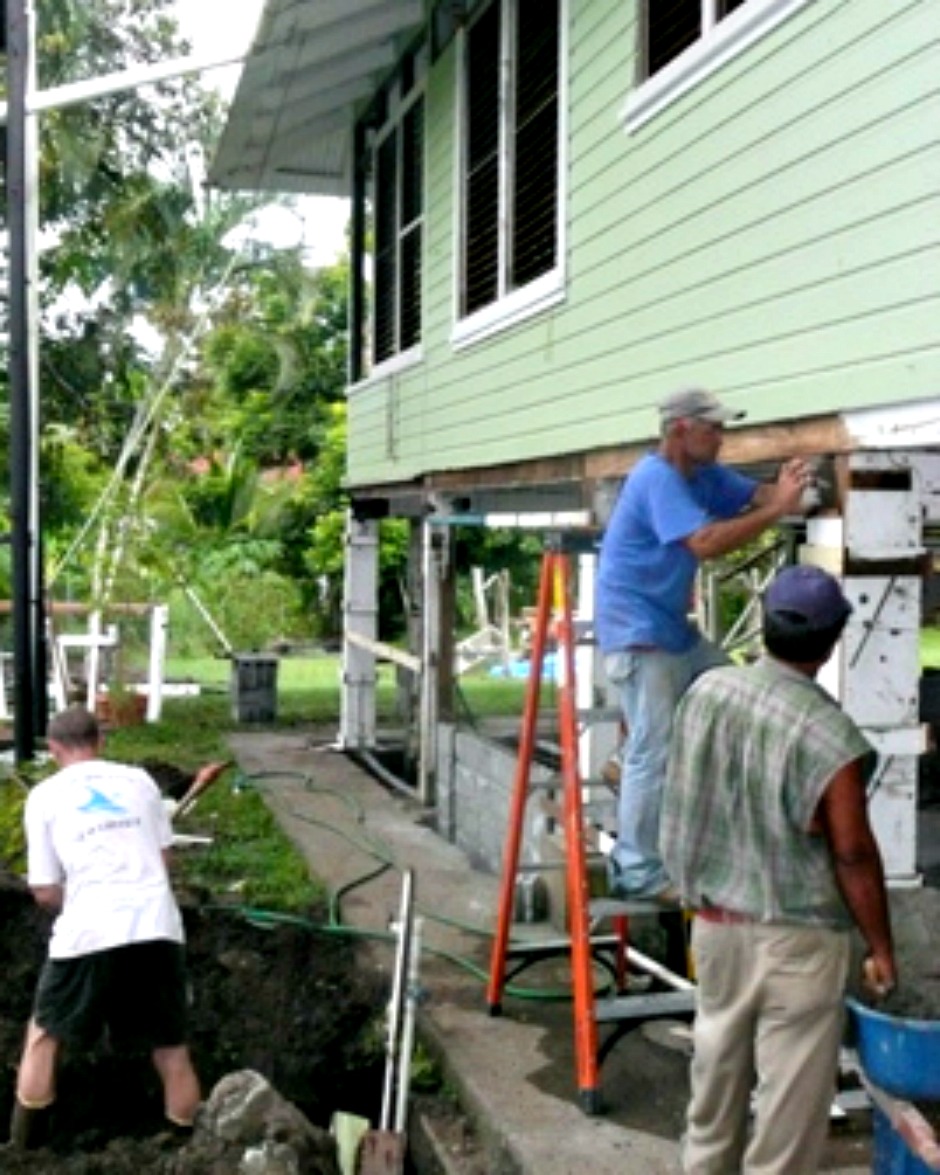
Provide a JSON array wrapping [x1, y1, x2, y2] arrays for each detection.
[[659, 387, 746, 425]]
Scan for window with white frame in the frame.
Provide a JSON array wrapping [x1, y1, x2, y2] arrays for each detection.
[[645, 0, 747, 77], [624, 0, 812, 132], [460, 0, 560, 319], [371, 49, 426, 367]]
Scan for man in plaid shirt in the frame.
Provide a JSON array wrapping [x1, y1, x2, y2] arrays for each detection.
[[661, 564, 895, 1174]]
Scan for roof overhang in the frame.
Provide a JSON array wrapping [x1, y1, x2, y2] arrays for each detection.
[[209, 0, 426, 197]]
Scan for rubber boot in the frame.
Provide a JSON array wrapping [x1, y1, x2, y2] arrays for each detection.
[[9, 1099, 52, 1150]]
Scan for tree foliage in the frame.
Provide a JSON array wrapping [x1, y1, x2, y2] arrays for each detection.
[[4, 0, 519, 659]]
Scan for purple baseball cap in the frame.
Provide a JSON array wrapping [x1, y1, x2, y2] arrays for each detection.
[[764, 565, 852, 629]]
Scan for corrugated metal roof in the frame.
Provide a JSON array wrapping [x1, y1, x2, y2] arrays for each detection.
[[209, 0, 425, 197]]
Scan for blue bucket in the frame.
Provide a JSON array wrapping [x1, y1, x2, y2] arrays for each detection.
[[847, 996, 940, 1101], [872, 1107, 937, 1175]]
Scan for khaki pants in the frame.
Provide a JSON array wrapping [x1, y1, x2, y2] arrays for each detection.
[[682, 919, 851, 1175]]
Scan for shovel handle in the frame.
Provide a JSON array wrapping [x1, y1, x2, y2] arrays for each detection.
[[175, 760, 234, 819]]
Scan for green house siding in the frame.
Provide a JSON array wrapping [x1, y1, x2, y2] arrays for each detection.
[[346, 0, 940, 490]]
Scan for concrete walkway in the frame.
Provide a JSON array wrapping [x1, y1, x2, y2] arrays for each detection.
[[226, 729, 873, 1175]]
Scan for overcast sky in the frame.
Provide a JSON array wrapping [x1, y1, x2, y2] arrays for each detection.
[[171, 0, 349, 264], [173, 0, 265, 100]]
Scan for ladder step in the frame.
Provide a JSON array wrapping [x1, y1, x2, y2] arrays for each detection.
[[532, 777, 618, 794], [516, 855, 606, 874], [506, 933, 623, 956], [537, 796, 615, 822], [516, 860, 566, 874], [594, 990, 696, 1023], [576, 707, 622, 723], [589, 896, 683, 919]]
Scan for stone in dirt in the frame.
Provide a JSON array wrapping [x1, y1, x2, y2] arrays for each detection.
[[181, 1069, 341, 1173]]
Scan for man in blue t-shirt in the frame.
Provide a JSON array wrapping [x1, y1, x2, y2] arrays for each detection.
[[596, 387, 811, 901]]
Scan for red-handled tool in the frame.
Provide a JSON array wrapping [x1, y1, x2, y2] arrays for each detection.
[[174, 761, 233, 820]]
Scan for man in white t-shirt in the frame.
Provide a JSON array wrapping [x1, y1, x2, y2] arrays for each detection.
[[10, 705, 201, 1150]]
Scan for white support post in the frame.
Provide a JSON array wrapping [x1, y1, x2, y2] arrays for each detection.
[[146, 604, 169, 722], [85, 611, 104, 710], [339, 512, 379, 749], [805, 449, 933, 885], [47, 621, 69, 714], [418, 518, 442, 807]]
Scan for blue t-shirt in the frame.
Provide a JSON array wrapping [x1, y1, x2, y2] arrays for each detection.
[[595, 453, 757, 654]]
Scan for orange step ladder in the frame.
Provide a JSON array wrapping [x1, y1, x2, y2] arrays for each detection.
[[486, 545, 695, 1114]]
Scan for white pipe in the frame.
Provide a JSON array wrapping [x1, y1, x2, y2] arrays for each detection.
[[394, 913, 422, 1133], [627, 944, 695, 992], [380, 870, 414, 1131], [0, 47, 252, 124], [146, 604, 169, 722], [355, 749, 416, 799]]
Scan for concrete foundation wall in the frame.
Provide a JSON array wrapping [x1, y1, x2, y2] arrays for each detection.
[[437, 723, 556, 876]]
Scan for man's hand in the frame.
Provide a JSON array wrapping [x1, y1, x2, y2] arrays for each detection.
[[30, 884, 64, 914], [760, 458, 812, 517], [862, 953, 897, 1001]]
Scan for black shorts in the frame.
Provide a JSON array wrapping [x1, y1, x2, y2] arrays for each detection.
[[34, 940, 189, 1051]]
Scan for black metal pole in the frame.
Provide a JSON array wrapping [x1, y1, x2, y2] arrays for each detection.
[[350, 119, 367, 384], [33, 527, 47, 735], [6, 0, 38, 760]]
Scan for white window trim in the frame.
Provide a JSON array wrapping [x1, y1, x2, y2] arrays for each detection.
[[451, 0, 569, 348], [621, 0, 813, 134], [348, 344, 424, 397], [451, 270, 565, 350]]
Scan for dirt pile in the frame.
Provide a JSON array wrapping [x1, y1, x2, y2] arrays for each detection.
[[877, 887, 940, 1021], [0, 872, 387, 1173]]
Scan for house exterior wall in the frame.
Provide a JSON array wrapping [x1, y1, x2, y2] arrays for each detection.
[[346, 0, 940, 491]]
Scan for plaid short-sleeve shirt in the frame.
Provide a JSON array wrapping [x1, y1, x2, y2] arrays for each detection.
[[660, 657, 875, 927]]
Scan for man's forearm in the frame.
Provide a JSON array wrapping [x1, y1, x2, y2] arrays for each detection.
[[686, 501, 785, 562], [832, 850, 893, 959]]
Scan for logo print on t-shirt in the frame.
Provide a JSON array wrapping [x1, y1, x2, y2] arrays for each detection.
[[78, 788, 127, 815]]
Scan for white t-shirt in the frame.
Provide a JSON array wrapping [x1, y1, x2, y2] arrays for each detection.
[[25, 758, 184, 958]]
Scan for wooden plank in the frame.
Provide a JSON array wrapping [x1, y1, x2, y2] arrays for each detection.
[[358, 1129, 407, 1174]]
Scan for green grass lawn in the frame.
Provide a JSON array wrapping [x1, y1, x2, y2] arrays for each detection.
[[162, 652, 529, 724]]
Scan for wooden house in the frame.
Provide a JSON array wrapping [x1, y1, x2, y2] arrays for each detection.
[[212, 0, 940, 880]]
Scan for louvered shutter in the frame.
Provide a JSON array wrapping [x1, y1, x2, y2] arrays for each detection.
[[510, 0, 558, 289], [374, 132, 398, 364], [464, 1, 500, 315], [399, 97, 424, 351]]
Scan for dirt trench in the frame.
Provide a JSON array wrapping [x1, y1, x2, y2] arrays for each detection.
[[0, 871, 390, 1173]]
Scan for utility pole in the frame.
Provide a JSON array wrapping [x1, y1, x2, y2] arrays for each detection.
[[5, 0, 42, 761]]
